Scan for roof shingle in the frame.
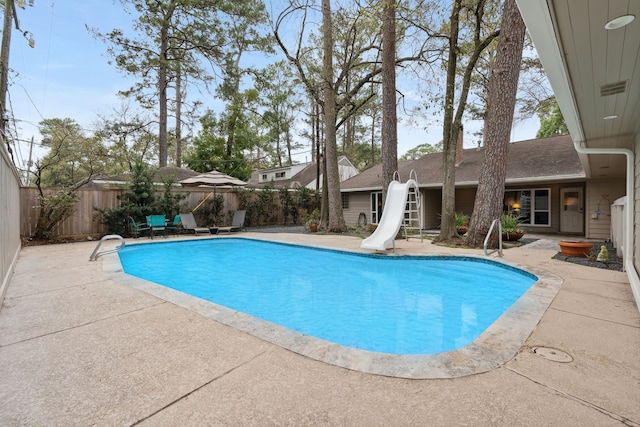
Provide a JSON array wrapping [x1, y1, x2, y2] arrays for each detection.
[[341, 135, 582, 191]]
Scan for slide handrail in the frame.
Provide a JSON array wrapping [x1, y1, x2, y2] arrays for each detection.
[[361, 171, 422, 252], [483, 219, 503, 257]]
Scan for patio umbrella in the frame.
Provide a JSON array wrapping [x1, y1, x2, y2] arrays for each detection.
[[180, 169, 247, 187], [180, 170, 247, 213]]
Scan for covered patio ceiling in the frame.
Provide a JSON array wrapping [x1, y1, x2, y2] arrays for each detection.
[[516, 0, 640, 179]]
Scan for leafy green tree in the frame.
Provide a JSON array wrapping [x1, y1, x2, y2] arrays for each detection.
[[536, 98, 568, 137], [436, 0, 500, 241], [213, 0, 274, 169], [400, 141, 443, 160], [346, 141, 381, 171], [120, 160, 157, 220], [255, 61, 304, 167], [31, 190, 80, 240], [155, 175, 186, 220], [93, 0, 271, 168], [95, 102, 158, 173], [94, 160, 158, 236], [273, 1, 393, 231], [36, 118, 107, 188], [31, 118, 107, 239], [183, 111, 253, 181]]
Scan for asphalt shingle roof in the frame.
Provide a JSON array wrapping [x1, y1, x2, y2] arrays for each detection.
[[340, 135, 582, 191]]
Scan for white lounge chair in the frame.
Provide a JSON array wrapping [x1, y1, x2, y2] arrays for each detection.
[[179, 213, 211, 234], [217, 210, 246, 233]]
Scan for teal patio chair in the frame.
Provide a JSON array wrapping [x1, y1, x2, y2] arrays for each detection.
[[166, 214, 181, 235], [146, 215, 167, 238], [129, 216, 151, 238]]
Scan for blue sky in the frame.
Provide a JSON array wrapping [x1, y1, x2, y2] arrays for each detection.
[[7, 1, 540, 170], [8, 2, 139, 167]]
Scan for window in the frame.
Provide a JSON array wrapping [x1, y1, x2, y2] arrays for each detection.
[[261, 174, 267, 181], [342, 193, 350, 209], [370, 192, 383, 224], [275, 171, 286, 179], [504, 189, 550, 226]]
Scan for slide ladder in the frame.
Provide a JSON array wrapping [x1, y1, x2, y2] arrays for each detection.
[[402, 170, 423, 242], [89, 234, 125, 261], [361, 170, 422, 252]]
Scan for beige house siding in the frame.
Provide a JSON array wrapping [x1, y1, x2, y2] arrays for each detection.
[[345, 182, 619, 235], [421, 190, 442, 229], [344, 178, 625, 238], [454, 188, 476, 217], [585, 178, 626, 240], [344, 187, 476, 231], [342, 193, 371, 225], [635, 134, 640, 282]]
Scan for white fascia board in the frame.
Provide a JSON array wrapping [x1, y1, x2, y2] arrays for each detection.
[[515, 1, 586, 145], [342, 174, 586, 192], [341, 187, 382, 193]]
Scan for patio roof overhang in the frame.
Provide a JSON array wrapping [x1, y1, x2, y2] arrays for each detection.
[[515, 0, 639, 180]]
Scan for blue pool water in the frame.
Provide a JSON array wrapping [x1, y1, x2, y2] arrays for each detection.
[[118, 238, 537, 355]]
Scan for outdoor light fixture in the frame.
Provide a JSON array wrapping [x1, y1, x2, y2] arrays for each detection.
[[603, 115, 619, 120], [23, 31, 34, 48], [605, 15, 635, 30]]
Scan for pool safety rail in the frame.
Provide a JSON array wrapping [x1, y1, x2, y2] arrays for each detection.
[[483, 218, 503, 257], [89, 235, 125, 261]]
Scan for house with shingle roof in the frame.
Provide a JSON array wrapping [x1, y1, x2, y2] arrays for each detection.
[[248, 156, 359, 189], [83, 166, 200, 190], [340, 135, 625, 239]]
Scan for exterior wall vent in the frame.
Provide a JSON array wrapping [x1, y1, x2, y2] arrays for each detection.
[[600, 80, 628, 97]]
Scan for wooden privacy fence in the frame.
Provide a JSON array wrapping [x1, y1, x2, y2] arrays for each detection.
[[19, 187, 244, 239]]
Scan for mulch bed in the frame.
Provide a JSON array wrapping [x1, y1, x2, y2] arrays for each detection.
[[553, 240, 623, 271]]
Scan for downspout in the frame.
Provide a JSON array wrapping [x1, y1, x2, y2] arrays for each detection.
[[573, 141, 640, 306]]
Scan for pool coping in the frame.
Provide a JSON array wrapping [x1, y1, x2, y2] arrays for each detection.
[[103, 238, 563, 379]]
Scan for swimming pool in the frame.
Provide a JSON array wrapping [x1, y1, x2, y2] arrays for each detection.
[[112, 238, 564, 378]]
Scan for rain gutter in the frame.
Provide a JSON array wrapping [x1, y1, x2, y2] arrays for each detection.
[[573, 141, 639, 306]]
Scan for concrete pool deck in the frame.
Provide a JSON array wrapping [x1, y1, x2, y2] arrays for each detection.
[[1, 233, 639, 425]]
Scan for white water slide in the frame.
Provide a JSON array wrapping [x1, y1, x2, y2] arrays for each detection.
[[361, 177, 421, 251]]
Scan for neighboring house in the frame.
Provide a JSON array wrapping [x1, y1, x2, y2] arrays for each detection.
[[248, 156, 359, 189], [84, 166, 199, 190], [515, 1, 639, 307], [340, 135, 625, 240]]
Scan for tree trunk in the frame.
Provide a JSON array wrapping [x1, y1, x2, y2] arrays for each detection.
[[175, 67, 182, 167], [158, 20, 169, 167], [438, 1, 462, 240], [437, 0, 499, 241], [381, 0, 398, 204], [467, 0, 526, 248], [321, 0, 346, 232]]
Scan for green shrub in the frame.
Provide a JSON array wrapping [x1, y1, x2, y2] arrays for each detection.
[[501, 213, 526, 234]]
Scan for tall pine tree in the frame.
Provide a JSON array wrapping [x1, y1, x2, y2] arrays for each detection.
[[466, 0, 526, 248]]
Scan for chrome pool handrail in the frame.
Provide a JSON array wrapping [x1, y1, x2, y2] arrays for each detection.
[[89, 235, 125, 261], [483, 218, 503, 257]]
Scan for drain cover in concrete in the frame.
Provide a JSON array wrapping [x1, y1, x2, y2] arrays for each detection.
[[532, 347, 573, 363]]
